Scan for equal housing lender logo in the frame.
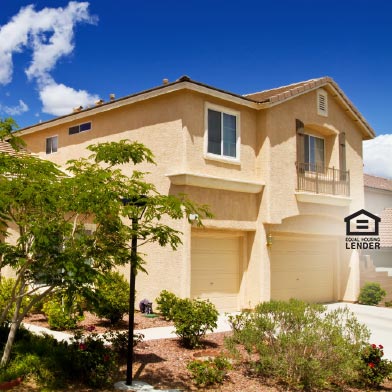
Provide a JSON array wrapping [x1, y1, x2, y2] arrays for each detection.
[[344, 209, 381, 250]]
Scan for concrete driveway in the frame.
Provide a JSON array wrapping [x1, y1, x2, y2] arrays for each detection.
[[326, 303, 392, 360]]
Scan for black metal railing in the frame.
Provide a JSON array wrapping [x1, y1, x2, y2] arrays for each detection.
[[296, 162, 350, 196]]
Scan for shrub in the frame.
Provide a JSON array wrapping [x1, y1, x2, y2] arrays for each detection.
[[225, 299, 370, 391], [173, 298, 218, 348], [359, 343, 392, 387], [358, 282, 386, 305], [187, 355, 232, 387], [155, 289, 179, 320], [91, 271, 129, 324], [70, 331, 119, 388], [0, 277, 27, 321], [385, 300, 392, 307], [42, 294, 84, 330]]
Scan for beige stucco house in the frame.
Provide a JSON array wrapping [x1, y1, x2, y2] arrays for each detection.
[[14, 76, 375, 311]]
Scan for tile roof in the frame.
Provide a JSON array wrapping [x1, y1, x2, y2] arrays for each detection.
[[380, 208, 392, 247], [0, 140, 29, 156], [17, 76, 374, 139], [364, 174, 392, 192]]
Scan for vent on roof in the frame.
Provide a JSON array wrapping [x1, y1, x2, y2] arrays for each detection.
[[317, 89, 328, 117]]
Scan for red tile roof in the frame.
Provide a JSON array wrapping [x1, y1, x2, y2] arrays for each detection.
[[364, 174, 392, 192]]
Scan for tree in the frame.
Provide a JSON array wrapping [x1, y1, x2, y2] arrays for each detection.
[[0, 122, 210, 365]]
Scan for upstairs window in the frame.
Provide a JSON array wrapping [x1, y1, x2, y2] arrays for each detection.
[[317, 89, 328, 117], [46, 136, 58, 154], [206, 105, 239, 160], [304, 134, 325, 171], [69, 122, 91, 135]]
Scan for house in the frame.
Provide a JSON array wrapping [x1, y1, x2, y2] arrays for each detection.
[[363, 174, 392, 269], [13, 76, 375, 311]]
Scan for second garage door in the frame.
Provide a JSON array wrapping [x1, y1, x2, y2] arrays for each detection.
[[191, 235, 240, 312], [271, 236, 335, 303]]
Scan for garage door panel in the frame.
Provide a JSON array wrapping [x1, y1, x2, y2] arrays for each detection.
[[191, 236, 240, 312], [271, 237, 335, 303]]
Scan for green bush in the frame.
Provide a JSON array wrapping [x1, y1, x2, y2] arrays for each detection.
[[358, 282, 386, 305], [359, 343, 392, 387], [42, 294, 83, 330], [0, 277, 27, 321], [70, 331, 119, 388], [225, 299, 370, 391], [91, 271, 129, 324], [173, 298, 218, 348], [155, 289, 179, 320], [187, 355, 232, 387], [385, 300, 392, 307]]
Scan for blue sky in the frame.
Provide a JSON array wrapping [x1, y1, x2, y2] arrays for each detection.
[[0, 0, 391, 176]]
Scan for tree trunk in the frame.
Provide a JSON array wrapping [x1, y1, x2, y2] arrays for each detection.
[[1, 294, 23, 366]]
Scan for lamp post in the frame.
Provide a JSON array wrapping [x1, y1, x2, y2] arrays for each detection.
[[121, 196, 147, 387]]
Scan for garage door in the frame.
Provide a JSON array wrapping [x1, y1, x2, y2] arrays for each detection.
[[271, 236, 335, 303], [191, 236, 240, 312]]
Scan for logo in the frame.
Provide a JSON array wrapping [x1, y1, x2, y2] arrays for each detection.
[[344, 209, 381, 250], [344, 209, 380, 236]]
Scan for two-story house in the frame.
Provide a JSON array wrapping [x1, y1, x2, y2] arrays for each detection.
[[15, 76, 375, 310]]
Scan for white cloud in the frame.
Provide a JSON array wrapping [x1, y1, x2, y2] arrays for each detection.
[[0, 99, 29, 115], [363, 134, 392, 179], [0, 2, 99, 116], [40, 82, 99, 116]]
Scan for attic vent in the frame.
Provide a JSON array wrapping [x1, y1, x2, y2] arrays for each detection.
[[317, 89, 328, 117]]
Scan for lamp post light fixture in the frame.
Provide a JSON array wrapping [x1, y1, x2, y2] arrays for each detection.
[[121, 196, 147, 388]]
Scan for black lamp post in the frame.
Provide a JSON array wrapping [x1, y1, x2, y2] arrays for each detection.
[[121, 196, 147, 387]]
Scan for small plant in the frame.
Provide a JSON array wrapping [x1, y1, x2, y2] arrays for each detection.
[[70, 330, 119, 387], [90, 271, 129, 324], [187, 355, 232, 387], [155, 290, 179, 320], [385, 300, 392, 307], [358, 282, 386, 305], [359, 343, 392, 387], [173, 298, 218, 348], [42, 294, 84, 330]]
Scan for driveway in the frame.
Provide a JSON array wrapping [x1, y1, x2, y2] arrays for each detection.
[[326, 303, 392, 360]]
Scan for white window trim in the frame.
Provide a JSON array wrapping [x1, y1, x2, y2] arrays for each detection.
[[45, 135, 58, 155], [317, 89, 328, 117], [204, 102, 241, 164]]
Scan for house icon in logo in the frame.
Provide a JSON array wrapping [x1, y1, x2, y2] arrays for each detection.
[[344, 209, 381, 236]]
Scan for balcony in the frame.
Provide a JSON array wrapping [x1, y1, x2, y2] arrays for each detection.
[[296, 162, 350, 198]]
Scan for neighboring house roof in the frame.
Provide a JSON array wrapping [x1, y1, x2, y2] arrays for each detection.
[[380, 208, 392, 247], [16, 76, 375, 139], [0, 140, 29, 156], [364, 174, 392, 192]]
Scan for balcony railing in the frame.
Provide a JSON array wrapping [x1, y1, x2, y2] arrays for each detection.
[[296, 162, 350, 197]]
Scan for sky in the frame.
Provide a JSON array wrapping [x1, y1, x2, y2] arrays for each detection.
[[0, 0, 391, 177]]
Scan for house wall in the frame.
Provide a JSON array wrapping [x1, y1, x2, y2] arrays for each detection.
[[18, 84, 369, 306], [365, 188, 392, 215]]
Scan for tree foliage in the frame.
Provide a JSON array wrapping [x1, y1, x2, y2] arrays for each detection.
[[0, 120, 211, 365]]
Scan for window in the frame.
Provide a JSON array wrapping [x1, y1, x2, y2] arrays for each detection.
[[69, 122, 91, 135], [304, 134, 325, 171], [46, 136, 58, 154], [317, 89, 328, 116], [206, 105, 239, 160]]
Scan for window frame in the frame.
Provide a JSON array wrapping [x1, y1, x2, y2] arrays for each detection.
[[45, 135, 58, 155], [68, 121, 92, 135], [204, 102, 240, 164], [303, 133, 325, 172]]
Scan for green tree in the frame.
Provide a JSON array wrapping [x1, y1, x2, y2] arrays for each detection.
[[0, 121, 210, 365]]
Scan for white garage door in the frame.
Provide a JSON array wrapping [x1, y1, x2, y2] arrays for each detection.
[[191, 236, 240, 312], [271, 236, 335, 303]]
